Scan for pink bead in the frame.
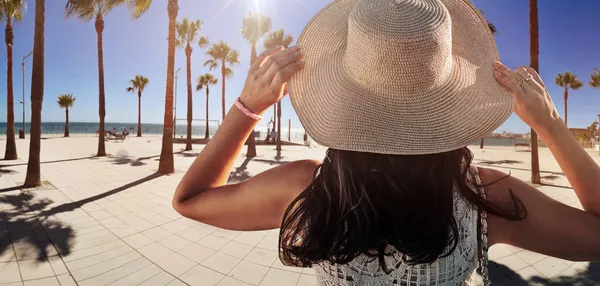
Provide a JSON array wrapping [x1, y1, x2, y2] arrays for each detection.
[[234, 98, 263, 120]]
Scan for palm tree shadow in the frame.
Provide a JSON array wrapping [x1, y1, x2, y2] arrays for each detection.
[[0, 192, 74, 262], [488, 261, 600, 285], [228, 157, 253, 183]]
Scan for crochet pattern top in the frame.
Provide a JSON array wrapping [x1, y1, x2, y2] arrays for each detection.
[[313, 167, 487, 286]]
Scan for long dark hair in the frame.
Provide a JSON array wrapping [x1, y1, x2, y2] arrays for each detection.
[[279, 147, 525, 268]]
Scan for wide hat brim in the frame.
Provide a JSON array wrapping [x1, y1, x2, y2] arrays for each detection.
[[288, 0, 514, 155]]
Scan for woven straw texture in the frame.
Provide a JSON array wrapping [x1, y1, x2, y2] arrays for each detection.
[[288, 0, 513, 155]]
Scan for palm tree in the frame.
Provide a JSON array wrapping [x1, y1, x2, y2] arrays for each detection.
[[57, 94, 76, 137], [241, 12, 271, 157], [158, 0, 178, 174], [530, 0, 541, 184], [204, 41, 240, 121], [23, 0, 44, 188], [65, 0, 151, 157], [1, 0, 24, 160], [176, 18, 208, 151], [556, 72, 583, 127], [196, 73, 218, 139], [589, 68, 600, 89], [264, 29, 293, 152], [126, 75, 149, 137]]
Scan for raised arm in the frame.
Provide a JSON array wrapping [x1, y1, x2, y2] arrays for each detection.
[[485, 62, 600, 261], [172, 46, 318, 231]]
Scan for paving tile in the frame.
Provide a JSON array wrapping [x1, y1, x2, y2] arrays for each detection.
[[220, 241, 253, 259], [13, 243, 44, 261], [532, 257, 571, 278], [180, 265, 224, 286], [167, 279, 188, 286], [233, 233, 264, 247], [201, 252, 241, 275], [244, 248, 278, 267], [97, 217, 125, 229], [23, 277, 60, 286], [516, 266, 546, 281], [256, 237, 278, 251], [47, 256, 68, 275], [217, 277, 252, 286], [159, 235, 192, 252], [495, 254, 529, 272], [178, 228, 210, 242], [17, 259, 55, 281], [515, 250, 546, 265], [62, 240, 125, 262], [111, 224, 138, 238], [296, 274, 317, 286], [138, 271, 176, 286], [178, 243, 215, 264], [138, 242, 174, 262], [302, 268, 315, 276], [66, 244, 132, 271], [259, 268, 301, 286], [108, 264, 162, 286], [198, 234, 230, 251], [56, 274, 77, 286], [213, 230, 241, 240], [0, 246, 17, 262], [155, 253, 196, 277], [0, 261, 22, 283], [488, 244, 519, 260], [70, 250, 141, 281], [271, 259, 303, 273], [78, 257, 152, 286], [88, 210, 112, 220], [161, 221, 190, 234], [190, 223, 217, 234], [142, 227, 172, 242], [228, 260, 269, 285]]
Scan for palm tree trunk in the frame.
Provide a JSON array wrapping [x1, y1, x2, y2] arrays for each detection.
[[564, 87, 568, 127], [158, 0, 178, 174], [221, 61, 226, 121], [529, 0, 541, 184], [479, 138, 484, 149], [205, 86, 209, 139], [137, 91, 142, 137], [273, 107, 276, 139], [95, 15, 106, 156], [245, 43, 258, 158], [185, 46, 193, 151], [24, 0, 45, 188], [4, 19, 17, 160], [64, 108, 69, 137], [276, 101, 282, 151]]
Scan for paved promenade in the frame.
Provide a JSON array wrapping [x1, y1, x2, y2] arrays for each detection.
[[0, 136, 598, 285]]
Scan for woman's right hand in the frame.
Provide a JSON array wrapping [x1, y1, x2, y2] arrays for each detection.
[[493, 61, 563, 137]]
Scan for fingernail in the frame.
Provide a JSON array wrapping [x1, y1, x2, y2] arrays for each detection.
[[494, 61, 501, 68]]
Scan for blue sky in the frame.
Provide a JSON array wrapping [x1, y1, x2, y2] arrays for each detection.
[[0, 0, 599, 134]]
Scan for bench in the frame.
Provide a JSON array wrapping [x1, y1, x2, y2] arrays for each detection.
[[514, 142, 530, 151]]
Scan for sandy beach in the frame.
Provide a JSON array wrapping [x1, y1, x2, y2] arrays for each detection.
[[0, 136, 598, 285]]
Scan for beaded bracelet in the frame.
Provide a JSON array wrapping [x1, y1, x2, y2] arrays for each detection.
[[233, 97, 263, 120]]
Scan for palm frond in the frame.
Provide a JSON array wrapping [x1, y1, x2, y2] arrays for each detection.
[[57, 94, 76, 108], [126, 86, 134, 92], [198, 36, 209, 49], [264, 29, 294, 49], [224, 67, 233, 78], [65, 0, 99, 22], [241, 11, 271, 43], [227, 50, 240, 65], [557, 72, 584, 90], [0, 0, 25, 23], [127, 0, 151, 19], [177, 17, 203, 50], [590, 69, 600, 89], [203, 59, 218, 71]]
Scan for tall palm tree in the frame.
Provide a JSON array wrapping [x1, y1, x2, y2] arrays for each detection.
[[65, 0, 151, 157], [529, 0, 541, 184], [1, 0, 24, 160], [176, 18, 208, 151], [264, 29, 293, 152], [23, 0, 44, 188], [158, 0, 178, 174], [196, 73, 218, 140], [241, 12, 271, 157], [204, 41, 239, 121], [57, 94, 76, 137], [555, 72, 583, 127], [126, 75, 149, 137]]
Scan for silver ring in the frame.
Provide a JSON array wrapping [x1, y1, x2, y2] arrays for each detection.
[[525, 76, 533, 82], [518, 79, 525, 85]]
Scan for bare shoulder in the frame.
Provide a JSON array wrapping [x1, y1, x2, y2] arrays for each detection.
[[278, 159, 321, 195]]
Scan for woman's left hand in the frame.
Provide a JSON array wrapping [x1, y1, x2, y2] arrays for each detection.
[[239, 45, 304, 114]]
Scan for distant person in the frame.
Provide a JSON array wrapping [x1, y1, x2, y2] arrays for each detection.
[[174, 1, 600, 285]]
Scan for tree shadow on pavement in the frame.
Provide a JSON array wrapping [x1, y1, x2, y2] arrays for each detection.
[[228, 158, 253, 184], [489, 261, 600, 285], [0, 192, 74, 262]]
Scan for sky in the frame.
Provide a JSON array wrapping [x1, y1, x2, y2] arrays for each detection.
[[0, 0, 599, 135]]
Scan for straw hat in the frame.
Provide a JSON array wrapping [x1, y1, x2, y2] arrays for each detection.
[[288, 0, 513, 155]]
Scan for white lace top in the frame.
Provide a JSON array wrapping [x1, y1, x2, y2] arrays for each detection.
[[313, 167, 488, 286]]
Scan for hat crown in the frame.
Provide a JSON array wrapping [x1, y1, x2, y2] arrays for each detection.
[[344, 0, 454, 94]]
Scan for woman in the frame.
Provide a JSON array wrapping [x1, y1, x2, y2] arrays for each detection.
[[174, 0, 600, 284]]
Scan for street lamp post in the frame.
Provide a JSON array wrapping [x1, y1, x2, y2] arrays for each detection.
[[20, 51, 33, 139], [174, 68, 181, 139]]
